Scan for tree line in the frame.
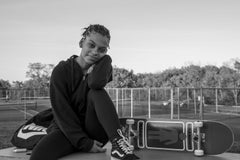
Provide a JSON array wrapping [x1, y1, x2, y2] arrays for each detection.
[[108, 59, 240, 89], [1, 59, 240, 90]]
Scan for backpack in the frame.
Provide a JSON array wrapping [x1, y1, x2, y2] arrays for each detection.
[[11, 108, 53, 150]]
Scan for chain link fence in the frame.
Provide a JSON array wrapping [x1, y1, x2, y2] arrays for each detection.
[[106, 87, 240, 119], [0, 88, 50, 120], [1, 87, 240, 120]]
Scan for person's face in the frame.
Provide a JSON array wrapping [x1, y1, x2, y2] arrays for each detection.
[[80, 32, 110, 65]]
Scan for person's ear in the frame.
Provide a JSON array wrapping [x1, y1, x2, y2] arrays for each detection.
[[79, 39, 83, 48], [79, 38, 85, 48]]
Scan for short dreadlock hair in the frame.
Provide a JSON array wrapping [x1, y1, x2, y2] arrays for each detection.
[[82, 24, 111, 41]]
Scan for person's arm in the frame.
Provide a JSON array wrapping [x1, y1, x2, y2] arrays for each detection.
[[50, 63, 93, 152], [87, 55, 113, 89]]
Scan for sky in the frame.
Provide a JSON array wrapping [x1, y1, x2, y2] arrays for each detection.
[[0, 0, 240, 82]]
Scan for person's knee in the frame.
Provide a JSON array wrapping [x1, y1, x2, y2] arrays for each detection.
[[88, 89, 107, 101]]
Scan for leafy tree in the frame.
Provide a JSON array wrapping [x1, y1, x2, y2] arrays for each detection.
[[233, 60, 240, 104], [218, 66, 239, 105], [151, 74, 163, 87], [25, 63, 54, 88], [0, 79, 11, 88], [233, 60, 240, 87], [159, 68, 182, 87], [168, 69, 185, 87], [108, 67, 138, 88], [141, 73, 155, 87], [182, 65, 204, 87], [234, 60, 240, 73], [202, 65, 220, 87], [0, 79, 11, 99], [219, 66, 237, 87], [12, 81, 24, 89], [135, 73, 147, 87]]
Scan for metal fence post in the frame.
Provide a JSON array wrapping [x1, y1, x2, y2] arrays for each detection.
[[200, 88, 204, 120], [131, 88, 133, 118], [148, 88, 151, 118], [122, 88, 124, 110], [24, 89, 27, 120], [116, 88, 119, 114], [215, 88, 218, 113], [187, 88, 190, 109], [177, 87, 180, 119], [171, 88, 174, 120], [194, 89, 197, 115]]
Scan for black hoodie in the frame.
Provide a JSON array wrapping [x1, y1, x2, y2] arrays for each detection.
[[50, 55, 112, 152]]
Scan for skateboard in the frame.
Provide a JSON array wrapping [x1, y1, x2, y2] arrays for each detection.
[[119, 118, 234, 156]]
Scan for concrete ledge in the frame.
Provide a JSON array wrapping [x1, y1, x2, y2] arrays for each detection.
[[0, 144, 239, 160]]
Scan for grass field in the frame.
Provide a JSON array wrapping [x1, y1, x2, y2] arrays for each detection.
[[0, 100, 240, 153], [0, 100, 50, 149]]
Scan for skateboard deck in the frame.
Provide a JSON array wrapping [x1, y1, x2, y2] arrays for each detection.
[[119, 118, 234, 156]]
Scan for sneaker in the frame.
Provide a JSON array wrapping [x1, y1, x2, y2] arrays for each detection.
[[111, 129, 139, 160]]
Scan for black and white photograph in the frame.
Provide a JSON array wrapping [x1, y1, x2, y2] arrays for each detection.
[[0, 0, 239, 159]]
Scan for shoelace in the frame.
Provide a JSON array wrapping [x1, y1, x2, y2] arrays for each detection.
[[117, 129, 133, 154]]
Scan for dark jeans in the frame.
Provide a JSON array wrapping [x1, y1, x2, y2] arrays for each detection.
[[30, 89, 120, 160]]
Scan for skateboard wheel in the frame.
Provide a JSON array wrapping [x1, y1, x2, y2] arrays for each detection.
[[194, 121, 203, 128], [194, 149, 204, 156], [126, 119, 135, 125]]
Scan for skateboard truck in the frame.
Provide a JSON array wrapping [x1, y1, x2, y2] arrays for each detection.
[[126, 119, 137, 150], [193, 121, 204, 156]]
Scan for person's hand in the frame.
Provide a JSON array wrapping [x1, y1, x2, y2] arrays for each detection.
[[89, 140, 106, 153], [87, 64, 95, 74]]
